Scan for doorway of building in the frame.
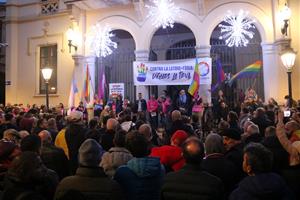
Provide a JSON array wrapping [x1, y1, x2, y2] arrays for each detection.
[[149, 23, 196, 100], [210, 22, 263, 108], [98, 29, 136, 102]]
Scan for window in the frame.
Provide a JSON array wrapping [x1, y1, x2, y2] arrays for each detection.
[[40, 45, 57, 94], [41, 0, 59, 15]]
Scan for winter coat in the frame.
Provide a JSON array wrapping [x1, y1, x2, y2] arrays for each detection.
[[64, 123, 86, 174], [100, 147, 133, 177], [40, 143, 70, 180], [230, 173, 295, 200], [161, 164, 223, 200], [2, 165, 58, 200], [55, 129, 69, 159], [201, 153, 240, 197], [224, 142, 245, 179], [54, 166, 123, 200], [262, 136, 289, 172], [114, 157, 164, 200]]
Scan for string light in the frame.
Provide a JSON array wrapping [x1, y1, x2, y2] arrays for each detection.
[[87, 24, 117, 57], [219, 10, 256, 47], [146, 0, 180, 29]]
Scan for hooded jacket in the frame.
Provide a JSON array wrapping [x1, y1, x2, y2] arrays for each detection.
[[230, 173, 295, 200], [114, 157, 164, 200]]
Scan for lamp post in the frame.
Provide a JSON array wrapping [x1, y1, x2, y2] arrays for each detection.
[[281, 47, 297, 108], [42, 68, 53, 110]]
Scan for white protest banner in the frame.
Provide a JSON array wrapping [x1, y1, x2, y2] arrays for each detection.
[[109, 83, 124, 99], [133, 58, 211, 86]]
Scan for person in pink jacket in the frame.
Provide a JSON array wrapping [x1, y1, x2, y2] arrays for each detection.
[[147, 94, 159, 129]]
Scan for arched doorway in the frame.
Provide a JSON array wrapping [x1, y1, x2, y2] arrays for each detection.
[[97, 29, 136, 101], [149, 23, 196, 100], [210, 22, 263, 108]]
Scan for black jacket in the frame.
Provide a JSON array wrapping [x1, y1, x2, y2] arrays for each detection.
[[224, 143, 245, 179], [230, 173, 295, 200], [55, 167, 123, 200], [65, 123, 86, 174], [161, 164, 223, 200], [262, 136, 289, 172], [133, 99, 147, 113], [201, 153, 240, 197], [40, 143, 70, 180]]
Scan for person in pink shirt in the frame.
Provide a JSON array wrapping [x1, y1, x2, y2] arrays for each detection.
[[192, 95, 204, 124], [147, 94, 159, 129]]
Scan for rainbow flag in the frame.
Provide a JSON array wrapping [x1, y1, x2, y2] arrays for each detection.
[[228, 60, 262, 86], [212, 58, 225, 92], [188, 58, 200, 97], [82, 65, 92, 104]]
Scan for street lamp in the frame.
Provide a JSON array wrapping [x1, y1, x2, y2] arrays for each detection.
[[281, 47, 297, 107], [42, 68, 53, 110]]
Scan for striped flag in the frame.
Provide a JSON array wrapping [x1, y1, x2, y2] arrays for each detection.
[[98, 68, 106, 100], [212, 58, 225, 92], [68, 72, 79, 109], [188, 58, 200, 97], [228, 60, 262, 86], [82, 65, 92, 104]]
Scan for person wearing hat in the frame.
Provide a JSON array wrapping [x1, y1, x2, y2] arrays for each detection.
[[222, 128, 245, 179], [150, 130, 188, 172], [54, 139, 123, 200], [55, 110, 86, 174]]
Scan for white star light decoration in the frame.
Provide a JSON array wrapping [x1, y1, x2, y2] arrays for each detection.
[[146, 0, 180, 29], [87, 24, 117, 57], [219, 10, 256, 47]]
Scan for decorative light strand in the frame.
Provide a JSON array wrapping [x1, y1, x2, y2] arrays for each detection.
[[219, 10, 256, 47], [87, 24, 117, 57], [146, 0, 180, 29]]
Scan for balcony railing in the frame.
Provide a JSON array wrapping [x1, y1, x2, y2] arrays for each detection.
[[41, 0, 59, 15]]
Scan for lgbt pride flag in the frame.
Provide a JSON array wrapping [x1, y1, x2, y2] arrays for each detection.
[[228, 60, 262, 86], [188, 58, 200, 97]]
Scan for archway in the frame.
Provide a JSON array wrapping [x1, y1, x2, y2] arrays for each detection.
[[210, 22, 263, 108], [98, 29, 136, 101], [149, 23, 196, 100]]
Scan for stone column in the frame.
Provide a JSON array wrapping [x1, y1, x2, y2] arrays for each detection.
[[71, 54, 85, 107], [5, 8, 19, 104], [135, 50, 149, 100], [196, 45, 212, 104]]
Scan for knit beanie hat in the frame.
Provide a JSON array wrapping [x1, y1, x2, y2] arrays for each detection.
[[171, 130, 188, 146], [78, 139, 105, 167], [222, 128, 241, 140]]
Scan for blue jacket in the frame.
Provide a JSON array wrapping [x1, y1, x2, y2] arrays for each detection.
[[114, 157, 164, 200], [230, 173, 295, 200]]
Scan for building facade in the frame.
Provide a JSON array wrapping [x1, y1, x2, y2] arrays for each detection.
[[4, 0, 300, 107]]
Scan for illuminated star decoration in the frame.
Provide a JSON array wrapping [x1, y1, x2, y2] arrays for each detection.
[[87, 24, 117, 57], [146, 0, 180, 29], [219, 10, 256, 47]]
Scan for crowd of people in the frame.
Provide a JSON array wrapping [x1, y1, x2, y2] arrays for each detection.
[[0, 89, 300, 200]]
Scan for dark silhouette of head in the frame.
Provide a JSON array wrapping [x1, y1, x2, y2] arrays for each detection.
[[182, 137, 204, 165]]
